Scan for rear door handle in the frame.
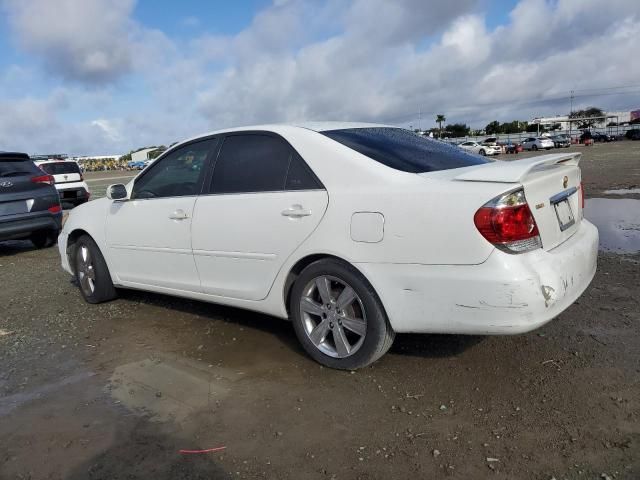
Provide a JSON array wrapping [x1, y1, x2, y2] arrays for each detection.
[[169, 209, 189, 220], [281, 205, 311, 218]]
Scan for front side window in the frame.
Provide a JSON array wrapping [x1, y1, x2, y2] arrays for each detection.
[[210, 134, 292, 194], [133, 139, 214, 199], [322, 127, 489, 173]]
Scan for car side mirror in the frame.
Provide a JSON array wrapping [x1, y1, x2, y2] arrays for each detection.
[[106, 183, 128, 201]]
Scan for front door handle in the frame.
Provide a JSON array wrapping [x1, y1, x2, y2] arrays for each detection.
[[169, 209, 189, 220], [281, 205, 311, 218]]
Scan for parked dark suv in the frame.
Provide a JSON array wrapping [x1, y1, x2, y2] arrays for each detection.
[[0, 152, 63, 247]]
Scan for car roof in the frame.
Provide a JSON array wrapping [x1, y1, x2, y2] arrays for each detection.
[[170, 122, 398, 153], [188, 121, 394, 139], [0, 151, 30, 160]]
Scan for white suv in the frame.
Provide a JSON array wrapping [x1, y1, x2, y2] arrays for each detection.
[[35, 160, 90, 206]]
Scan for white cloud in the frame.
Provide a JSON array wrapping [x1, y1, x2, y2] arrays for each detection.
[[2, 0, 135, 83], [2, 0, 640, 155]]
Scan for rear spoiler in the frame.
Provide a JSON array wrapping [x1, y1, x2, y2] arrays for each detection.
[[454, 152, 581, 183]]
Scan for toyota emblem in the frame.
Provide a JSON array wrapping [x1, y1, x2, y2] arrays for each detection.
[[0, 181, 13, 188]]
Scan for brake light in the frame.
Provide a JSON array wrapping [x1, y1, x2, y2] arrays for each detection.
[[579, 182, 585, 209], [474, 189, 542, 254], [31, 174, 55, 185], [48, 204, 62, 213]]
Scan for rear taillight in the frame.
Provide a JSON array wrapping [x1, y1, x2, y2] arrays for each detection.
[[31, 174, 55, 185], [579, 182, 585, 209], [474, 189, 542, 254], [48, 204, 62, 213]]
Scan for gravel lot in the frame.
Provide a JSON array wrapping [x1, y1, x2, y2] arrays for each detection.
[[1, 142, 639, 479]]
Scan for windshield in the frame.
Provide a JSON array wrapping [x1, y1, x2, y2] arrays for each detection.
[[322, 127, 489, 173]]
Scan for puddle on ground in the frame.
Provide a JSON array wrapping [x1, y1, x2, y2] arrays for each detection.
[[603, 188, 640, 195], [584, 198, 640, 253], [107, 356, 242, 422]]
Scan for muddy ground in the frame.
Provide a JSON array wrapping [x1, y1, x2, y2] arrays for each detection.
[[1, 141, 639, 479]]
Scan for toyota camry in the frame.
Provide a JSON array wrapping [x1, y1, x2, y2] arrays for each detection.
[[58, 123, 598, 369]]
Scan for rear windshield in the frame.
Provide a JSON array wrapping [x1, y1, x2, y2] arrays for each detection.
[[322, 127, 489, 173], [0, 159, 40, 177], [39, 162, 81, 174]]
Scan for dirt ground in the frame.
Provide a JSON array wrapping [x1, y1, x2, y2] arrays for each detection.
[[1, 142, 639, 479]]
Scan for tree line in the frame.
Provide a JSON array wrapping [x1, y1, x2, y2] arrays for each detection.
[[426, 107, 606, 138]]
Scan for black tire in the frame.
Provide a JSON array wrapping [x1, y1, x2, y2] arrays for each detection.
[[479, 149, 486, 156], [30, 229, 58, 248], [532, 145, 538, 151], [73, 235, 117, 304], [289, 258, 395, 370]]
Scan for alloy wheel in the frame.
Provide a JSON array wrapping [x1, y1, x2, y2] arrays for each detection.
[[299, 275, 367, 358], [76, 245, 96, 296]]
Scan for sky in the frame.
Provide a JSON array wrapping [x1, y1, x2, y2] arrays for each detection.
[[1, 0, 639, 156]]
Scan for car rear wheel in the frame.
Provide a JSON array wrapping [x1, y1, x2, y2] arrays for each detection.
[[30, 229, 58, 249], [73, 235, 117, 304], [290, 259, 395, 370], [532, 145, 538, 151]]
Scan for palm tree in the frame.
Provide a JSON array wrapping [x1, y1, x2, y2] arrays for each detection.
[[436, 114, 446, 138]]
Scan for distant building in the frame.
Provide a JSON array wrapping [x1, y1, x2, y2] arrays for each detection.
[[531, 110, 632, 130], [131, 148, 159, 163]]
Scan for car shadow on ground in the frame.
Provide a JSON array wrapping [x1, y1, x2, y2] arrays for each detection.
[[116, 288, 484, 362], [116, 288, 304, 354], [0, 240, 39, 257], [391, 333, 485, 358]]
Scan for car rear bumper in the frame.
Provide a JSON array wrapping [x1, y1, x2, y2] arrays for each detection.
[[0, 212, 63, 241], [57, 182, 90, 202], [356, 220, 598, 334]]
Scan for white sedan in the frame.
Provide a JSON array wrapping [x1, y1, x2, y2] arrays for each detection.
[[458, 141, 501, 156], [58, 123, 598, 369], [522, 136, 555, 151]]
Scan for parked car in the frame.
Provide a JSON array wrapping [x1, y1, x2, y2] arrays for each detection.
[[1, 152, 63, 247], [522, 137, 555, 151], [458, 141, 500, 156], [626, 129, 640, 140], [500, 141, 523, 154], [579, 131, 594, 145], [592, 132, 614, 142], [58, 123, 598, 369], [127, 160, 146, 170], [35, 159, 90, 206], [550, 135, 571, 148]]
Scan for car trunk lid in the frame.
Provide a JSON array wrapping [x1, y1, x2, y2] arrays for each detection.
[[450, 152, 583, 251], [38, 161, 82, 183]]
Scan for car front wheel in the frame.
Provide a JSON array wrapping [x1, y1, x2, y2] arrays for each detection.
[[290, 259, 395, 370], [73, 235, 117, 304], [479, 149, 486, 156]]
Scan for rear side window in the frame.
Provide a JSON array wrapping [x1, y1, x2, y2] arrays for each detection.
[[39, 162, 81, 175], [210, 135, 291, 194], [0, 159, 40, 176], [285, 152, 322, 190], [322, 127, 489, 173]]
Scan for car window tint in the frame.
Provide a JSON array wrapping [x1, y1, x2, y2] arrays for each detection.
[[133, 139, 214, 199], [0, 160, 40, 176], [210, 135, 291, 194], [322, 128, 489, 173], [285, 152, 322, 190], [39, 162, 81, 175]]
